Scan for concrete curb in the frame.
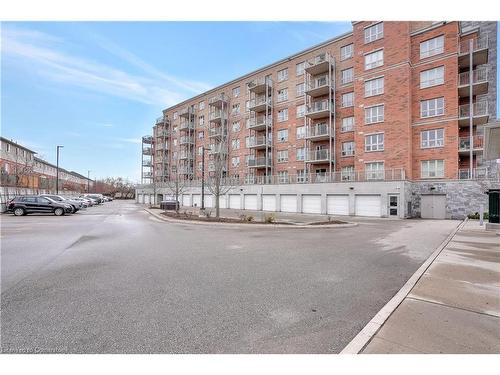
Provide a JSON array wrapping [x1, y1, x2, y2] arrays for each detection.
[[143, 208, 358, 229], [340, 218, 467, 354]]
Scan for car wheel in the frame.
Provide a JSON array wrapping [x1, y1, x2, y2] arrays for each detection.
[[13, 207, 25, 216], [54, 208, 65, 216]]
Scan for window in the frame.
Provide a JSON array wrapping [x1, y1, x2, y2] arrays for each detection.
[[342, 116, 355, 132], [277, 88, 288, 102], [278, 170, 289, 183], [296, 147, 305, 161], [173, 112, 178, 120], [198, 131, 204, 139], [342, 92, 354, 108], [245, 100, 250, 112], [340, 44, 354, 60], [277, 129, 288, 142], [199, 115, 205, 126], [296, 104, 305, 118], [297, 169, 307, 183], [173, 139, 177, 146], [420, 35, 444, 59], [278, 108, 288, 122], [232, 103, 240, 114], [364, 22, 383, 43], [366, 162, 384, 180], [232, 121, 240, 132], [365, 133, 384, 152], [277, 150, 289, 162], [421, 128, 444, 148], [197, 161, 202, 171], [365, 77, 384, 97], [341, 166, 355, 181], [245, 155, 251, 166], [245, 136, 251, 148], [233, 86, 240, 97], [296, 83, 305, 97], [199, 101, 205, 110], [232, 139, 240, 150], [365, 104, 384, 124], [232, 156, 240, 167], [342, 141, 355, 156], [296, 62, 305, 76], [341, 68, 354, 85], [421, 160, 444, 178], [365, 50, 384, 70], [296, 126, 305, 139], [277, 68, 288, 82], [421, 97, 444, 118], [198, 146, 203, 156], [420, 66, 444, 88]]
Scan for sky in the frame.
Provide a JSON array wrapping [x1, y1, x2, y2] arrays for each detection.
[[1, 22, 499, 182]]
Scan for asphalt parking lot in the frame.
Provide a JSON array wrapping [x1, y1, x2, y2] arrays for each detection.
[[0, 200, 460, 353]]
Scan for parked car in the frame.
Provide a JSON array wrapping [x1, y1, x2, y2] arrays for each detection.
[[71, 197, 89, 208], [7, 196, 73, 216], [39, 194, 82, 213], [82, 194, 104, 204]]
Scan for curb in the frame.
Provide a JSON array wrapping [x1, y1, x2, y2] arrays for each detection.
[[143, 208, 358, 229], [340, 218, 467, 354]]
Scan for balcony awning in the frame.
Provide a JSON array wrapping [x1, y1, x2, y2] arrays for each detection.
[[483, 121, 500, 160]]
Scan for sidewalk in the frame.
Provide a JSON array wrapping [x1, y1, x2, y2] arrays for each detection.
[[360, 220, 500, 353]]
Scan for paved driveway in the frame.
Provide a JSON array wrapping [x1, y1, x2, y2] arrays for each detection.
[[1, 200, 459, 353]]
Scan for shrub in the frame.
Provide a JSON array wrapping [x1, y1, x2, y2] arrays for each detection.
[[467, 212, 489, 220], [246, 215, 254, 222], [264, 213, 276, 223]]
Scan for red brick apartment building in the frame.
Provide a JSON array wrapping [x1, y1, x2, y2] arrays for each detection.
[[138, 21, 498, 219]]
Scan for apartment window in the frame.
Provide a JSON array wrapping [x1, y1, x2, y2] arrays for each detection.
[[296, 104, 305, 118], [342, 141, 355, 156], [199, 101, 205, 110], [173, 112, 178, 120], [420, 35, 444, 59], [341, 166, 355, 181], [277, 150, 289, 162], [342, 92, 354, 108], [198, 131, 204, 139], [232, 139, 240, 150], [277, 68, 288, 82], [365, 133, 384, 152], [196, 161, 202, 171], [297, 169, 307, 183], [232, 156, 240, 167], [421, 97, 444, 118], [366, 162, 384, 180], [232, 121, 241, 132], [232, 103, 240, 115], [199, 115, 205, 126], [365, 22, 383, 43], [365, 104, 385, 124], [245, 136, 251, 148], [278, 170, 289, 183], [233, 86, 240, 97], [245, 100, 250, 112], [296, 147, 305, 161], [173, 139, 177, 146], [420, 66, 444, 89], [198, 146, 203, 156], [421, 160, 444, 178], [365, 77, 384, 97], [277, 129, 288, 142], [296, 126, 305, 139], [245, 155, 251, 166], [340, 43, 354, 61], [421, 128, 444, 148], [365, 49, 384, 70], [277, 88, 288, 102], [341, 116, 355, 132], [341, 68, 354, 85], [296, 83, 305, 97], [296, 61, 305, 76], [278, 108, 288, 122]]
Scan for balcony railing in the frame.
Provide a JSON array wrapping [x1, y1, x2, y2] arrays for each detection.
[[155, 142, 169, 151], [143, 172, 153, 178], [142, 147, 153, 155], [459, 100, 489, 118], [155, 116, 165, 125], [246, 116, 272, 130], [179, 106, 194, 118], [306, 75, 331, 90], [156, 130, 170, 137], [459, 67, 488, 86], [208, 144, 227, 155], [209, 110, 224, 121], [306, 100, 331, 115], [179, 135, 194, 145], [306, 123, 332, 138], [248, 136, 272, 148], [249, 96, 271, 110], [179, 151, 194, 160], [209, 93, 229, 106], [142, 161, 152, 167], [208, 126, 227, 138], [458, 135, 484, 151], [179, 120, 195, 131], [458, 167, 498, 180], [178, 166, 193, 174], [142, 135, 153, 144], [305, 149, 332, 162], [459, 36, 488, 55], [248, 157, 272, 168], [247, 77, 273, 91], [306, 52, 332, 68]]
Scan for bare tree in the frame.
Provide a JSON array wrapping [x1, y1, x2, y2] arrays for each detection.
[[13, 153, 35, 194], [164, 159, 188, 213]]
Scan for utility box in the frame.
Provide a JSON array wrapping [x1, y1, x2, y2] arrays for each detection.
[[488, 189, 500, 223], [160, 200, 179, 211]]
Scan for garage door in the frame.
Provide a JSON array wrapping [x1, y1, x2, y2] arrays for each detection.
[[421, 194, 446, 219], [219, 195, 227, 209], [205, 195, 214, 208], [229, 194, 241, 209], [137, 194, 143, 204], [192, 194, 201, 207], [262, 195, 276, 211], [182, 194, 191, 207], [280, 195, 297, 213], [302, 195, 321, 214], [144, 194, 150, 205], [355, 195, 381, 217], [327, 195, 349, 215], [244, 194, 258, 210]]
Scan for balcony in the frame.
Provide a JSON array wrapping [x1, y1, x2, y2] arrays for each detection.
[[247, 77, 273, 94], [249, 95, 271, 113], [459, 36, 489, 68], [209, 110, 224, 123], [155, 154, 166, 163], [305, 75, 332, 97], [458, 135, 484, 154], [208, 126, 227, 138], [155, 142, 169, 151], [248, 136, 272, 150], [179, 135, 195, 145], [156, 169, 169, 177], [179, 106, 194, 119], [142, 135, 153, 144], [179, 120, 195, 131], [246, 115, 272, 131], [209, 93, 229, 108], [142, 147, 153, 155], [179, 150, 194, 160], [305, 123, 334, 141], [305, 100, 333, 119], [143, 172, 153, 178], [458, 100, 489, 127], [305, 149, 333, 163], [248, 157, 272, 168], [458, 167, 498, 180], [178, 166, 193, 175], [142, 161, 152, 167], [156, 129, 170, 138], [305, 52, 333, 75], [458, 67, 488, 97], [208, 144, 227, 155], [155, 116, 165, 125]]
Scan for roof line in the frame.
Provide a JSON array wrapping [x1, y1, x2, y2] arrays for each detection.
[[0, 136, 37, 154]]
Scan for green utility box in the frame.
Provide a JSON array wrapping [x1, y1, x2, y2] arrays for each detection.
[[489, 189, 500, 224]]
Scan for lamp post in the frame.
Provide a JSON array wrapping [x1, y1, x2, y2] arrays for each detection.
[[56, 145, 64, 194], [87, 170, 91, 193], [201, 147, 206, 210]]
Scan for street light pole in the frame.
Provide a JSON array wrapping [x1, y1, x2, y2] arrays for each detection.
[[87, 170, 91, 193], [201, 147, 206, 210], [56, 145, 64, 194]]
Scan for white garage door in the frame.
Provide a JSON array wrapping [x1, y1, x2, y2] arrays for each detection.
[[205, 195, 214, 208], [137, 194, 143, 204], [421, 194, 446, 219], [355, 195, 381, 217], [192, 194, 201, 207], [302, 195, 321, 214], [280, 195, 297, 213], [219, 195, 227, 209], [262, 195, 276, 211], [244, 194, 258, 210], [327, 195, 349, 215], [229, 194, 241, 209], [144, 194, 150, 205], [182, 194, 191, 207]]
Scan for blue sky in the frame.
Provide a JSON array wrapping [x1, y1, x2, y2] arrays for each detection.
[[1, 22, 498, 182]]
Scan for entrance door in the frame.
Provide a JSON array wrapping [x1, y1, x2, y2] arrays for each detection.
[[388, 195, 399, 217]]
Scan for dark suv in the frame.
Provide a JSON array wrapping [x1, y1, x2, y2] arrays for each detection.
[[39, 194, 82, 213], [7, 196, 73, 216]]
